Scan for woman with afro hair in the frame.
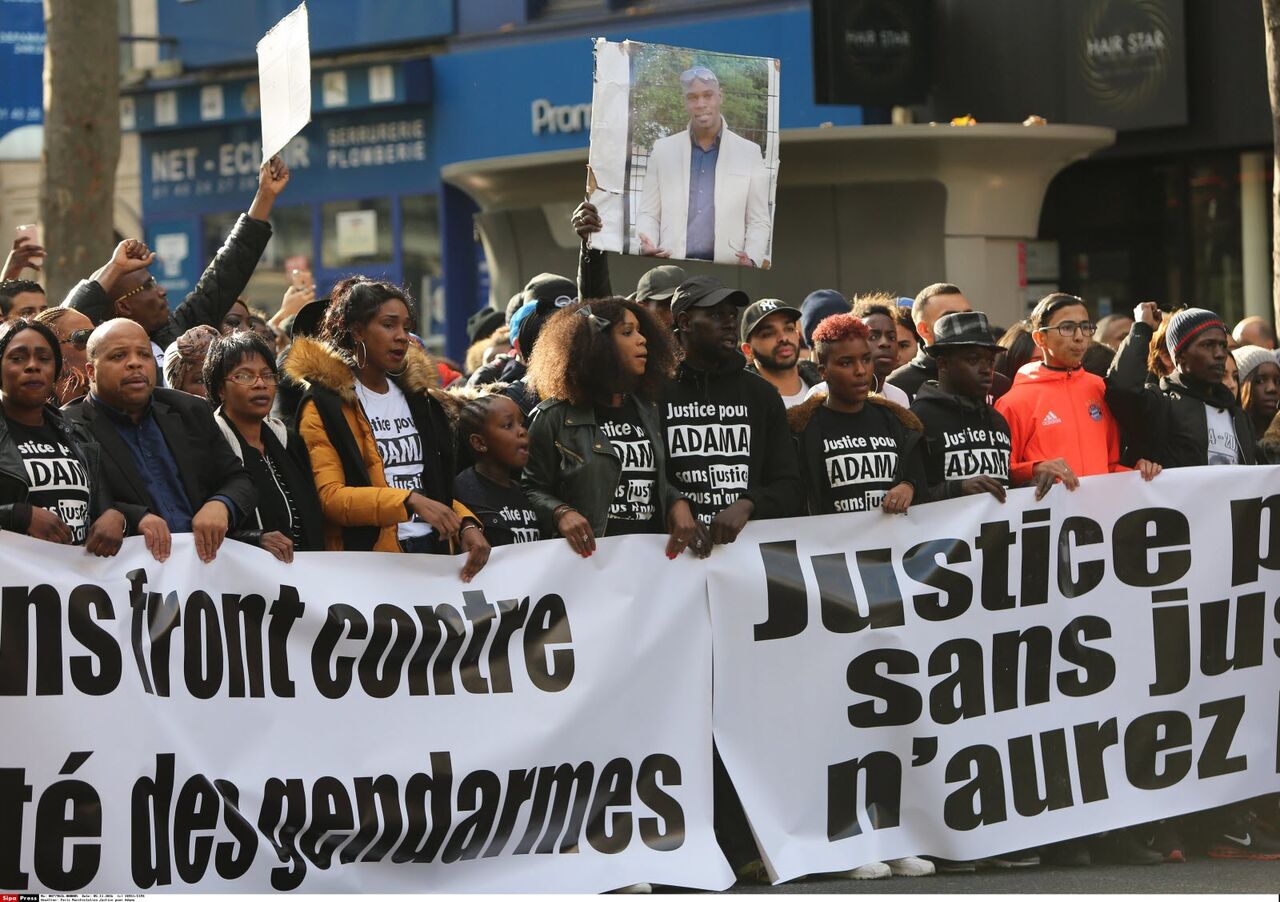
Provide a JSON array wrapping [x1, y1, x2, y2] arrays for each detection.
[[522, 296, 699, 558]]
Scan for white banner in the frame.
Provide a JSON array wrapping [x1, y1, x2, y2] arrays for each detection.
[[708, 467, 1280, 882], [0, 533, 732, 893], [257, 2, 312, 161]]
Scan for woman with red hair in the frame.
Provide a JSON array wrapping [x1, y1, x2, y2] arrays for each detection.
[[787, 313, 926, 517]]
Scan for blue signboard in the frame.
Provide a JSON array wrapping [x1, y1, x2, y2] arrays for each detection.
[[158, 0, 453, 69], [141, 105, 437, 216], [431, 6, 862, 166], [0, 0, 44, 158]]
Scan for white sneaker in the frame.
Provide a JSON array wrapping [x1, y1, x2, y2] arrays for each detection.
[[612, 883, 652, 894], [840, 861, 891, 879], [887, 856, 936, 876]]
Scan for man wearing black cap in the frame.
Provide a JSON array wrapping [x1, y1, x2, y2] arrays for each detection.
[[910, 311, 1012, 501], [634, 264, 686, 330], [739, 298, 816, 409], [664, 277, 802, 550]]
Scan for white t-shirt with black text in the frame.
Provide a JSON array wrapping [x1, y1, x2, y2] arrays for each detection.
[[1205, 406, 1240, 466], [355, 380, 431, 540]]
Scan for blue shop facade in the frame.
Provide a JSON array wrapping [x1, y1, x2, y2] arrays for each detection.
[[130, 1, 860, 358]]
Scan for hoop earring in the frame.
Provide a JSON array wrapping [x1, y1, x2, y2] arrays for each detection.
[[387, 357, 409, 378], [355, 340, 368, 369]]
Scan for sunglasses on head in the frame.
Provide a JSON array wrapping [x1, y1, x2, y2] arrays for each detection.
[[61, 329, 92, 349]]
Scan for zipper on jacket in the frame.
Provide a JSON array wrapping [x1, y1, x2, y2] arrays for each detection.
[[555, 441, 586, 465]]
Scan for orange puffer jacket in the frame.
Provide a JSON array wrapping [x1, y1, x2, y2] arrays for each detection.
[[286, 337, 474, 552], [994, 361, 1128, 484]]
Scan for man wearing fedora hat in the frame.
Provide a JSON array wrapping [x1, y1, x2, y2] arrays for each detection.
[[910, 311, 1013, 502]]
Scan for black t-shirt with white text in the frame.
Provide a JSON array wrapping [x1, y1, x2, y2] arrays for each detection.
[[910, 384, 1012, 499], [453, 467, 541, 547], [597, 399, 660, 535], [4, 416, 92, 543], [663, 398, 752, 527], [803, 404, 924, 514], [932, 424, 1010, 483]]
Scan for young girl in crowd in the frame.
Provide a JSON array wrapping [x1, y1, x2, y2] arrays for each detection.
[[452, 392, 541, 547], [0, 318, 124, 554], [1233, 345, 1280, 463], [287, 276, 490, 580], [522, 297, 699, 558], [788, 313, 926, 516]]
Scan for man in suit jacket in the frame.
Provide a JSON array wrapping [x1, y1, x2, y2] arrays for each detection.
[[635, 65, 771, 267], [64, 319, 255, 563]]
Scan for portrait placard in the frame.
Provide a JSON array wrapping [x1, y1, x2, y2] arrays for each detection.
[[588, 39, 780, 269]]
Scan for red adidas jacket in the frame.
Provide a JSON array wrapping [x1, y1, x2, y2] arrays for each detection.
[[994, 362, 1128, 483]]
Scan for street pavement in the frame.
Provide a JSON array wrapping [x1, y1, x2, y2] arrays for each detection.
[[702, 859, 1280, 894]]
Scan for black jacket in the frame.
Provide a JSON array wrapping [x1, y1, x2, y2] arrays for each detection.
[[523, 395, 681, 537], [1105, 321, 1256, 468], [468, 353, 521, 388], [64, 213, 273, 349], [215, 411, 325, 552], [662, 352, 803, 524], [578, 242, 613, 301], [787, 392, 926, 515], [910, 382, 1012, 500], [888, 347, 1011, 404], [63, 388, 257, 531], [0, 407, 114, 536]]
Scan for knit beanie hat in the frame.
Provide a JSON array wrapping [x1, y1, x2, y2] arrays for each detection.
[[1165, 307, 1226, 358], [1232, 344, 1277, 384], [799, 289, 850, 349]]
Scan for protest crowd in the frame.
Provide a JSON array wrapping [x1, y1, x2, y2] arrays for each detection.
[[4, 152, 1280, 888]]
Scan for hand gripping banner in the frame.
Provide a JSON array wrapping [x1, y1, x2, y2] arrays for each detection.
[[707, 467, 1280, 882], [0, 533, 732, 893]]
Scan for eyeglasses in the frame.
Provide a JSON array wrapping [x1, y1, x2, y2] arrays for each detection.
[[225, 371, 279, 386], [1037, 320, 1097, 338], [61, 329, 92, 349], [116, 277, 157, 302]]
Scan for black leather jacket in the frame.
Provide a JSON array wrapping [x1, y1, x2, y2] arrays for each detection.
[[522, 396, 682, 537]]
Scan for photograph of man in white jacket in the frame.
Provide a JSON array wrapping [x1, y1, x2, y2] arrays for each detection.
[[635, 65, 771, 267]]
